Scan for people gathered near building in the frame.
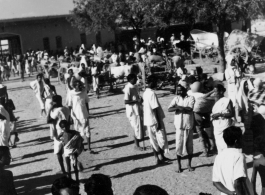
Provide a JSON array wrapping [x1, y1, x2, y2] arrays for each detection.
[[0, 32, 264, 195]]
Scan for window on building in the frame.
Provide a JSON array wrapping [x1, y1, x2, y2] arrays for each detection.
[[43, 37, 50, 51], [56, 36, 62, 49], [0, 39, 10, 56], [80, 33, 87, 45]]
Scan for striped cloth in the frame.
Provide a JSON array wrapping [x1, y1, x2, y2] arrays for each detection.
[[248, 88, 265, 106], [64, 134, 84, 165]]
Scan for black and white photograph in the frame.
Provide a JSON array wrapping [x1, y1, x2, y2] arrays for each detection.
[[0, 0, 265, 194]]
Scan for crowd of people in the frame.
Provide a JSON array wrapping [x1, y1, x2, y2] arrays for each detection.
[[0, 32, 265, 195]]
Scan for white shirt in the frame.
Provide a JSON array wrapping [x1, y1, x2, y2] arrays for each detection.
[[143, 88, 165, 126], [176, 67, 184, 77], [225, 67, 241, 85], [50, 106, 70, 135], [0, 120, 10, 146], [123, 83, 140, 118], [168, 95, 194, 130], [91, 67, 98, 76], [68, 90, 89, 120], [212, 148, 254, 195]]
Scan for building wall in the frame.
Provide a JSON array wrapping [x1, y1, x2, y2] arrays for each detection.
[[0, 16, 115, 54]]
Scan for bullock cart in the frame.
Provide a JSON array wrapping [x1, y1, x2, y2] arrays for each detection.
[[190, 29, 265, 65]]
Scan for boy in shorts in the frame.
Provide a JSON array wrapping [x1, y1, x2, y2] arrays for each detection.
[[58, 120, 83, 182]]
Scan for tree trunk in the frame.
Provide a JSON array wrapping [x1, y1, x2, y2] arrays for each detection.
[[135, 28, 141, 41], [217, 17, 226, 73], [134, 28, 142, 52]]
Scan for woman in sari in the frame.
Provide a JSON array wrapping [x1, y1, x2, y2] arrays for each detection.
[[211, 84, 234, 153]]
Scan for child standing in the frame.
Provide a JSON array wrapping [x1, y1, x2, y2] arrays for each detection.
[[58, 120, 83, 182], [251, 136, 265, 195]]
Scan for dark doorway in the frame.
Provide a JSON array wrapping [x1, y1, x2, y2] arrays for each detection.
[[0, 34, 22, 57]]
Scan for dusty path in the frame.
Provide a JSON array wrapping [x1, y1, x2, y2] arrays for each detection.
[[4, 69, 261, 195]]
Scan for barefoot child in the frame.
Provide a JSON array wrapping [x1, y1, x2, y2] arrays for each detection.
[[58, 120, 83, 182], [251, 136, 265, 195], [168, 84, 195, 172]]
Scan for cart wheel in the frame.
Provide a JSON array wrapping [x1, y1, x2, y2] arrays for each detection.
[[200, 45, 219, 64], [228, 45, 249, 63], [58, 67, 67, 84]]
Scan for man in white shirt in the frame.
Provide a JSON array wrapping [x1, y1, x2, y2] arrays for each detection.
[[143, 75, 169, 165], [212, 126, 254, 195], [123, 74, 144, 151], [68, 80, 92, 152]]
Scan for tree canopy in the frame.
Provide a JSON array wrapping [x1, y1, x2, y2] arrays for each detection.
[[68, 0, 164, 38], [69, 0, 265, 71]]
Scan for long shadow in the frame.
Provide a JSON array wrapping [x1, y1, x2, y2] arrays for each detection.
[[8, 86, 31, 92], [193, 163, 214, 169], [18, 124, 48, 133], [111, 162, 172, 178], [89, 151, 154, 170], [92, 135, 128, 144], [19, 136, 50, 144], [90, 106, 112, 110], [90, 108, 125, 118], [93, 140, 134, 151], [18, 149, 53, 159], [7, 158, 47, 169], [14, 170, 60, 195], [14, 169, 52, 181], [19, 140, 53, 148], [14, 110, 24, 114], [166, 132, 175, 136]]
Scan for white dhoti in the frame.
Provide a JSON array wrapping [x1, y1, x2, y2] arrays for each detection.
[[36, 94, 45, 109], [54, 138, 63, 154], [175, 128, 193, 156], [45, 98, 54, 138], [128, 114, 143, 140], [92, 76, 99, 92], [147, 122, 169, 153], [73, 118, 90, 137], [227, 83, 237, 106]]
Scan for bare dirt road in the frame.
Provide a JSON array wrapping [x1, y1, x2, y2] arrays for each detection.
[[5, 66, 262, 195]]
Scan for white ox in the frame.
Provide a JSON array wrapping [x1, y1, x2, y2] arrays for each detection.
[[108, 64, 141, 79]]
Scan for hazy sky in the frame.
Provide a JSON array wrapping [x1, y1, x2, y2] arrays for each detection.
[[0, 0, 74, 19]]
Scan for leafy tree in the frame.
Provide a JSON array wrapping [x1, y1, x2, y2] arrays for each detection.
[[148, 0, 265, 72], [68, 0, 162, 41], [197, 0, 265, 72]]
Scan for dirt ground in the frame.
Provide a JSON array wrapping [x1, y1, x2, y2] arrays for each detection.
[[5, 64, 263, 195]]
